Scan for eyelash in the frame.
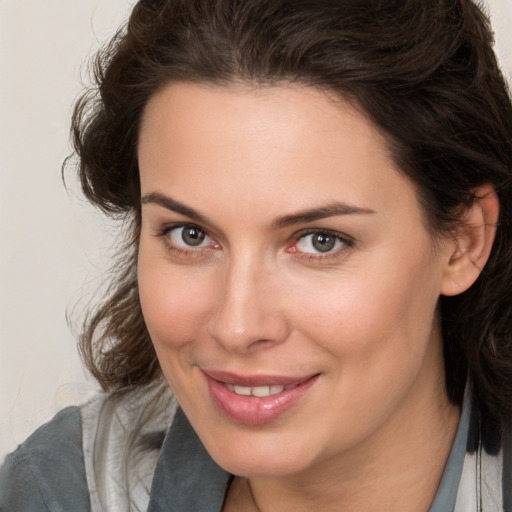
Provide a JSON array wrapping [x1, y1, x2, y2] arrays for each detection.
[[288, 229, 354, 261], [156, 223, 218, 258], [155, 224, 354, 262]]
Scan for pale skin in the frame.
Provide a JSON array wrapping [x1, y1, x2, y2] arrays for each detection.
[[137, 82, 498, 511]]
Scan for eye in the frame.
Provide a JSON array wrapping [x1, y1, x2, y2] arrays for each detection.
[[167, 225, 212, 248], [294, 231, 346, 254]]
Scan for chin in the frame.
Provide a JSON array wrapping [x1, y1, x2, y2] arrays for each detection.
[[203, 429, 318, 478], [216, 455, 309, 479]]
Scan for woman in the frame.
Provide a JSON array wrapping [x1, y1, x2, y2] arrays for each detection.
[[1, 0, 511, 510]]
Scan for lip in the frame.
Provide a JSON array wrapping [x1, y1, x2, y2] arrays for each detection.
[[202, 369, 320, 425]]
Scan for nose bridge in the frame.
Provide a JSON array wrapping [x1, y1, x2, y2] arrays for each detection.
[[208, 250, 288, 351]]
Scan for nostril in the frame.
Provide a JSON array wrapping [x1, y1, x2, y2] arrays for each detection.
[[247, 338, 275, 352]]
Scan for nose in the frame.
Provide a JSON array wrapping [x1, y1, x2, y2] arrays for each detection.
[[207, 254, 290, 353]]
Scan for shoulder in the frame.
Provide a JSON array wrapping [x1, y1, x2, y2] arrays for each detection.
[[0, 382, 177, 512], [0, 406, 90, 512]]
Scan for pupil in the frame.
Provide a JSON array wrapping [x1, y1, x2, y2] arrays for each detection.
[[182, 227, 205, 246], [312, 233, 335, 252]]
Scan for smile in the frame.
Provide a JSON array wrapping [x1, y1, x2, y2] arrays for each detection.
[[202, 370, 319, 425]]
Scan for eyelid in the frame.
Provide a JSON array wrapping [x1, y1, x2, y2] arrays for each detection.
[[288, 228, 354, 259], [156, 222, 220, 255], [157, 221, 207, 237]]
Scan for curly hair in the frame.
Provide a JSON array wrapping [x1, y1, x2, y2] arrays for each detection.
[[70, 0, 512, 435]]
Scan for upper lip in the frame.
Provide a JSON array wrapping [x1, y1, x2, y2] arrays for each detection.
[[201, 369, 318, 387]]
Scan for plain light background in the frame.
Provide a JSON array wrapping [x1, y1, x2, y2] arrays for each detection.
[[1, 0, 511, 464]]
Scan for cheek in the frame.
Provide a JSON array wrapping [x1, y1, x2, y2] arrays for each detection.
[[137, 254, 214, 352], [291, 248, 442, 371]]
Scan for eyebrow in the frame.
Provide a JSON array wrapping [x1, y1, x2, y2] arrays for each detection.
[[141, 191, 375, 229], [272, 203, 376, 229], [141, 192, 213, 225]]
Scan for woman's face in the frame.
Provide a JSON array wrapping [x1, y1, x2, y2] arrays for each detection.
[[137, 83, 456, 478]]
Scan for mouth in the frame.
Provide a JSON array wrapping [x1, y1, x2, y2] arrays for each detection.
[[202, 370, 320, 425]]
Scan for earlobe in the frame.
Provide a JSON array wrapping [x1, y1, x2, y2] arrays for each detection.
[[440, 184, 499, 297]]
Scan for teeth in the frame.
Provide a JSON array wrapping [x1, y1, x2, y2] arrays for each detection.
[[225, 384, 286, 397], [234, 385, 251, 396], [252, 386, 273, 397]]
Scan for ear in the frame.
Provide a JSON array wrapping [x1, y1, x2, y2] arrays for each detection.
[[440, 184, 499, 297]]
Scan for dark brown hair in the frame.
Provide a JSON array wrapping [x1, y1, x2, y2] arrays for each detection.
[[71, 0, 512, 434]]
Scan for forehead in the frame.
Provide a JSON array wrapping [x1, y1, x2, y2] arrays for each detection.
[[137, 82, 422, 228], [139, 81, 390, 166]]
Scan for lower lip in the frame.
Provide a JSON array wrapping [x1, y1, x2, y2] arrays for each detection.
[[204, 373, 319, 425]]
